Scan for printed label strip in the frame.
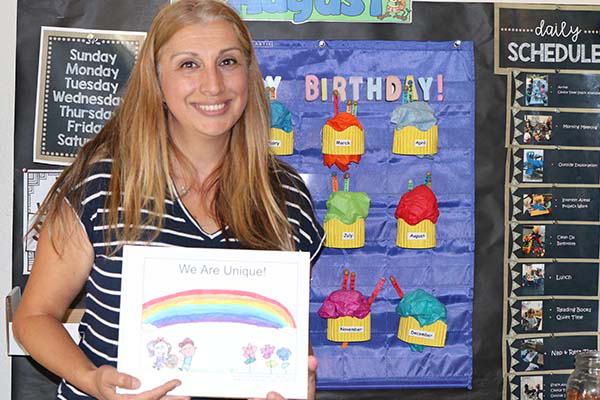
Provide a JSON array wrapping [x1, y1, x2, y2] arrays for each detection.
[[507, 335, 597, 373], [511, 70, 600, 110], [507, 373, 570, 400], [511, 146, 600, 185], [509, 222, 600, 260], [508, 298, 599, 336], [510, 108, 600, 148], [510, 187, 600, 222], [508, 261, 599, 298]]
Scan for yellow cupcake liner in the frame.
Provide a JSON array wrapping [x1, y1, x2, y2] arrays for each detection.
[[327, 315, 371, 342], [269, 128, 294, 155], [324, 218, 365, 248], [397, 316, 447, 347], [396, 219, 436, 249], [392, 125, 438, 155], [322, 125, 364, 155]]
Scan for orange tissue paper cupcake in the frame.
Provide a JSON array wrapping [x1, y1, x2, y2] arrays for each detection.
[[322, 91, 364, 171], [395, 175, 439, 249], [318, 270, 385, 344]]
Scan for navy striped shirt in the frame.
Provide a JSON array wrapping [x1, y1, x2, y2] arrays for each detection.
[[57, 159, 324, 399]]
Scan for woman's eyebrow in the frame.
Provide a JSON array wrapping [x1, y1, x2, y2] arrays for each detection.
[[170, 51, 199, 60], [169, 47, 243, 60]]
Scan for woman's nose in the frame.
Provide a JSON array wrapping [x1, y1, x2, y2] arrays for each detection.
[[199, 65, 224, 96]]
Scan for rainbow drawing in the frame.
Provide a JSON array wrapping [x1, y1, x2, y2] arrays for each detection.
[[142, 289, 296, 330]]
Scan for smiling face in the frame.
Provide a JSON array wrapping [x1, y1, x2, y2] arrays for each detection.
[[181, 343, 196, 357], [155, 341, 169, 356], [158, 19, 249, 144]]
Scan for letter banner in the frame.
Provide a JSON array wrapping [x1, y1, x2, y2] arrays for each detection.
[[253, 40, 475, 389], [172, 0, 413, 24]]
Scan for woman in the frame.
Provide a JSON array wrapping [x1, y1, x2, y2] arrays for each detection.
[[13, 0, 324, 399]]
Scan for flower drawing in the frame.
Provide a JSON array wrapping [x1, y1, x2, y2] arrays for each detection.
[[276, 347, 291, 361], [242, 343, 257, 369], [261, 344, 275, 359], [276, 347, 292, 372], [261, 344, 278, 372]]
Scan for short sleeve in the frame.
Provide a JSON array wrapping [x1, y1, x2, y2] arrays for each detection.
[[68, 160, 113, 245], [278, 168, 325, 262]]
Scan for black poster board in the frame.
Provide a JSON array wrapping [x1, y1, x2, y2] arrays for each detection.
[[501, 4, 600, 400], [33, 27, 144, 165], [495, 4, 600, 74]]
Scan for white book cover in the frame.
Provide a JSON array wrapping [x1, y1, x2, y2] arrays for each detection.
[[118, 245, 310, 399]]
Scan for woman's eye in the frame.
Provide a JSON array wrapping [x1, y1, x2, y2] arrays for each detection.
[[180, 61, 197, 69], [220, 58, 237, 67]]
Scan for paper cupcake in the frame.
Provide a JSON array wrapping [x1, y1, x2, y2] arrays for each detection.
[[318, 271, 385, 344], [267, 87, 294, 155], [322, 91, 364, 172], [391, 101, 438, 155], [390, 277, 447, 351], [395, 176, 439, 249], [324, 173, 370, 248]]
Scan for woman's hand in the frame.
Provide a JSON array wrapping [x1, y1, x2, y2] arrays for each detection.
[[91, 365, 191, 400], [249, 355, 318, 400]]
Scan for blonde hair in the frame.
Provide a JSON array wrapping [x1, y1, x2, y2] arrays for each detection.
[[33, 0, 294, 253]]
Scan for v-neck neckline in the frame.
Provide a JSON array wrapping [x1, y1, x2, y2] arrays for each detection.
[[170, 179, 223, 239]]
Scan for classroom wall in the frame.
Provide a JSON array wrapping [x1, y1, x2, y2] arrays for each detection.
[[5, 0, 598, 398]]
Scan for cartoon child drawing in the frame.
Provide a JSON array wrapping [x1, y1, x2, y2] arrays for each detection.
[[147, 337, 175, 370], [178, 337, 197, 372], [377, 0, 410, 20]]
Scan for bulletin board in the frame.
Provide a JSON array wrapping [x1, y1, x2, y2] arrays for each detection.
[[496, 4, 600, 400], [12, 1, 503, 400], [254, 39, 474, 390]]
